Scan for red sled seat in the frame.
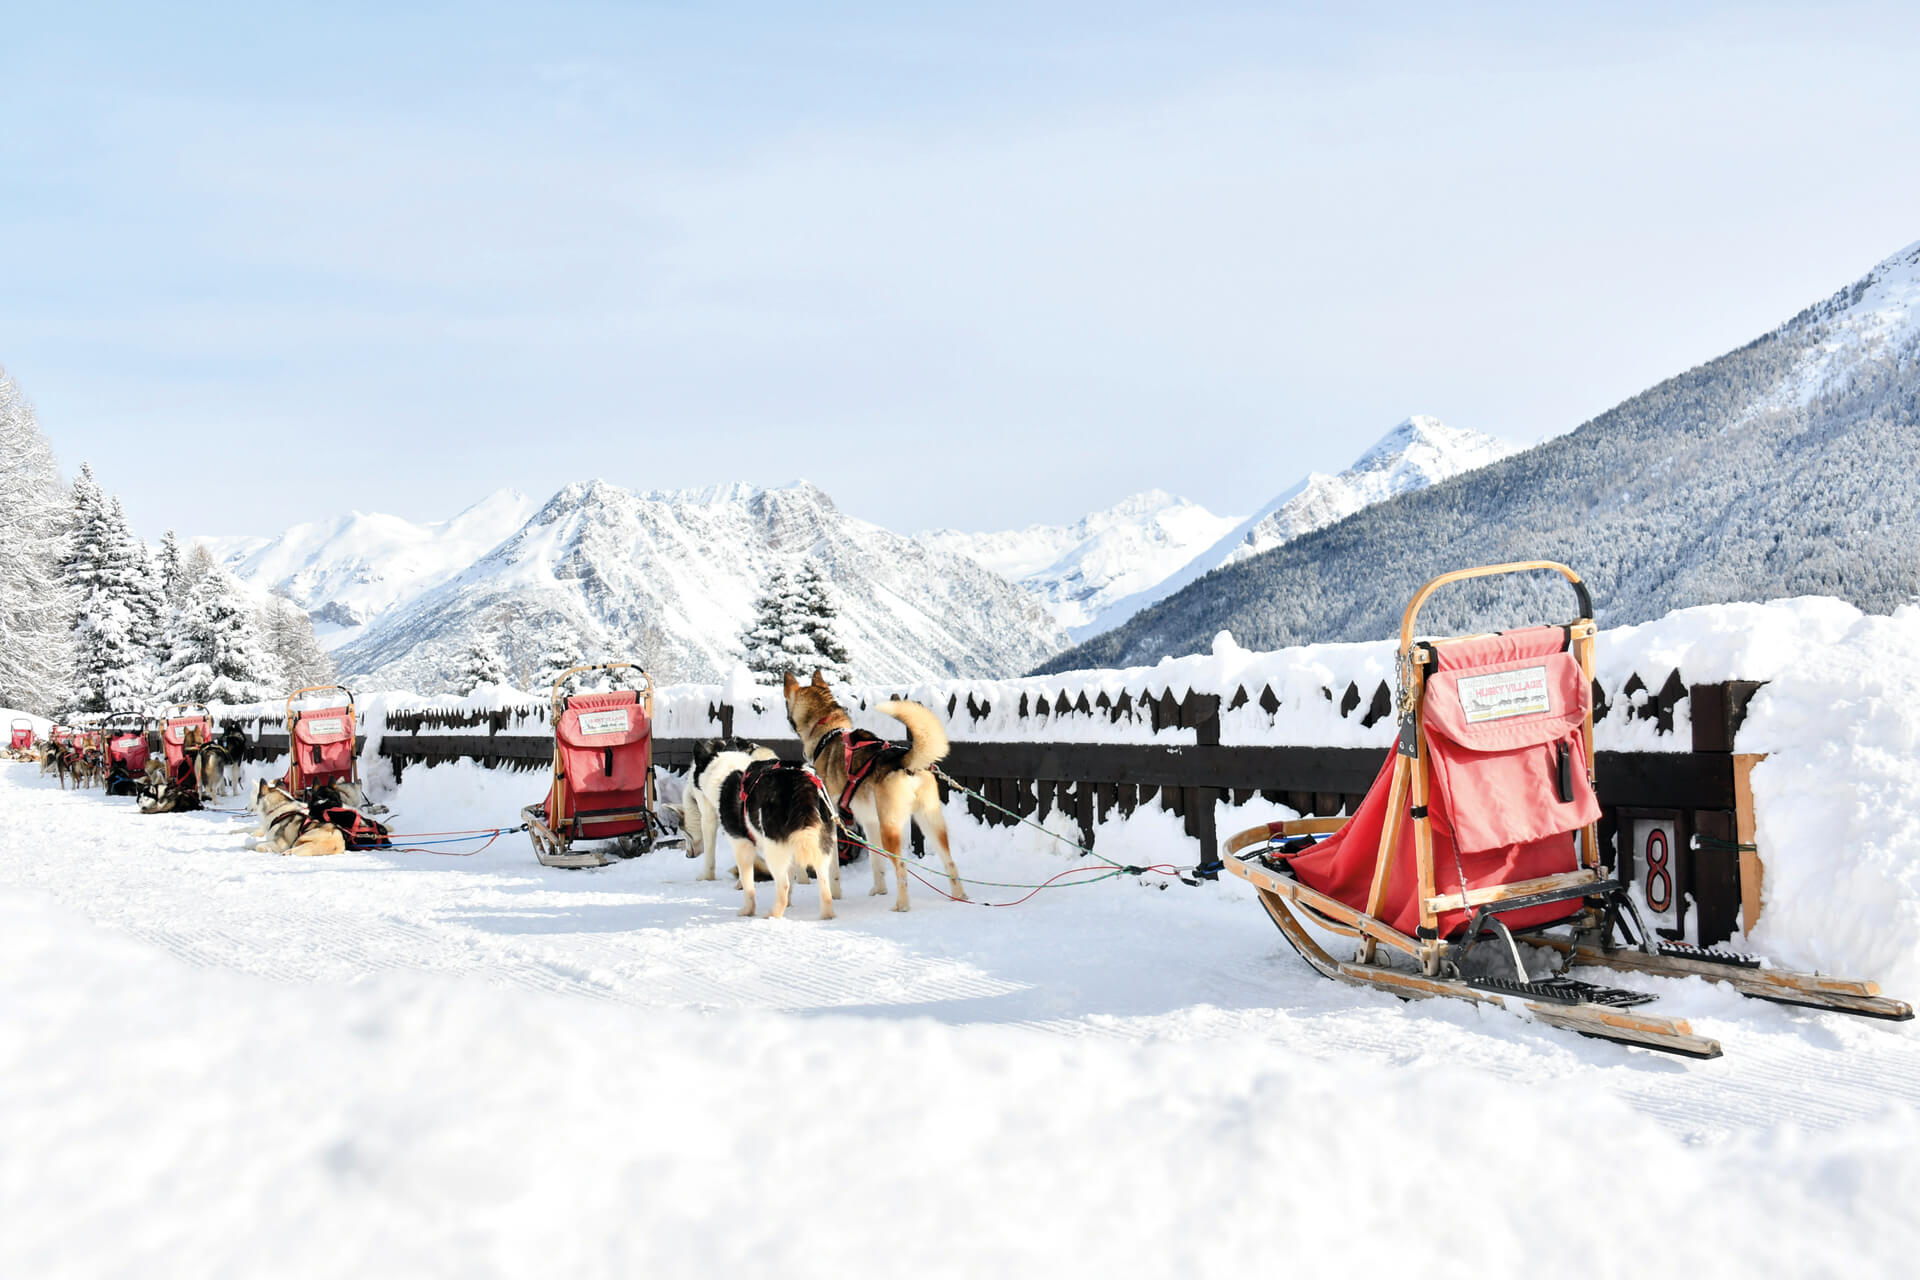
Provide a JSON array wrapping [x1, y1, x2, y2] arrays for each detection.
[[523, 663, 661, 868], [109, 733, 150, 773], [163, 711, 213, 785], [291, 706, 354, 789], [547, 690, 653, 840], [1285, 625, 1602, 940]]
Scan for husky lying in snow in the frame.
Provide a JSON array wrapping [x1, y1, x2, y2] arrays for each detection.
[[138, 761, 190, 814], [718, 756, 840, 919], [783, 670, 963, 911], [246, 780, 348, 856]]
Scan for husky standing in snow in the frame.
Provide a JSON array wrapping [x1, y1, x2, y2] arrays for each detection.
[[678, 737, 775, 881], [717, 756, 840, 919], [783, 670, 964, 912]]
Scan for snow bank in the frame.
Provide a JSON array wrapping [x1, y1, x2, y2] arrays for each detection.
[[1738, 606, 1920, 993]]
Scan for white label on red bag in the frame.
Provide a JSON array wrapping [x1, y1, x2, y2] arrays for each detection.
[[578, 710, 631, 736], [306, 717, 346, 738], [1457, 667, 1551, 723]]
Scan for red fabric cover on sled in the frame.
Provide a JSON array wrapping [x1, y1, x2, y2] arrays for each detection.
[[1284, 627, 1601, 940], [108, 734, 149, 772], [9, 725, 30, 750], [163, 717, 212, 773], [551, 691, 652, 838], [290, 707, 355, 787]]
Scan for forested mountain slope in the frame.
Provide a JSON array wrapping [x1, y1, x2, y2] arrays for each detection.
[[1037, 240, 1920, 673]]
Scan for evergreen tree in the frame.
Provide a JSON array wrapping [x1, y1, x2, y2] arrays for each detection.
[[157, 568, 285, 705], [116, 499, 170, 664], [179, 542, 216, 598], [259, 590, 336, 690], [0, 368, 75, 715], [455, 632, 511, 694], [741, 564, 813, 680], [793, 561, 852, 682], [531, 633, 589, 692], [61, 464, 154, 715], [156, 530, 187, 605]]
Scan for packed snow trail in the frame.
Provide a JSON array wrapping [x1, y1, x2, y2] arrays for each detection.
[[5, 762, 1920, 1276]]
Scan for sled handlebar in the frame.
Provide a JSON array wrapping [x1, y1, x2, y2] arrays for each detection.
[[1400, 561, 1592, 652], [286, 685, 356, 721], [550, 662, 654, 717]]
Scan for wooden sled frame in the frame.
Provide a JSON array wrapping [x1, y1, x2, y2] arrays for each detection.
[[1225, 561, 1911, 1059], [523, 662, 660, 870]]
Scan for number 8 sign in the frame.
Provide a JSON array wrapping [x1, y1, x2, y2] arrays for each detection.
[[1633, 818, 1680, 932]]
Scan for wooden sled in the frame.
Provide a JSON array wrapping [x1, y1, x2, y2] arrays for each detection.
[[1225, 561, 1909, 1060], [523, 663, 662, 869]]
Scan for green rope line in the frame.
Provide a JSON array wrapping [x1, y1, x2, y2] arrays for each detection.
[[930, 765, 1126, 870]]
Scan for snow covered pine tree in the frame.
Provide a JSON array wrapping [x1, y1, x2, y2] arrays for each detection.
[[742, 561, 850, 682], [156, 529, 187, 606], [0, 368, 75, 715], [793, 561, 851, 682], [61, 464, 158, 715], [156, 568, 285, 705], [260, 589, 337, 690], [455, 632, 511, 695]]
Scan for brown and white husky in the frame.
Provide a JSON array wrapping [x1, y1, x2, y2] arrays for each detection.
[[783, 671, 965, 912]]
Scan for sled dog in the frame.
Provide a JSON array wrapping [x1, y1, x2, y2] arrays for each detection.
[[246, 779, 345, 855], [682, 739, 776, 881], [138, 760, 186, 813], [783, 671, 964, 911], [71, 748, 102, 791], [718, 756, 840, 919], [194, 740, 243, 800]]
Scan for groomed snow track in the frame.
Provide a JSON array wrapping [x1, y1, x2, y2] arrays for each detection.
[[6, 762, 1920, 1275]]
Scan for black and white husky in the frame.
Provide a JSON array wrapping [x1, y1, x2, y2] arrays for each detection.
[[682, 739, 777, 881], [718, 757, 840, 919]]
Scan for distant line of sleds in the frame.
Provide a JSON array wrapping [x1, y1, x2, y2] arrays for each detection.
[[15, 561, 1912, 1060]]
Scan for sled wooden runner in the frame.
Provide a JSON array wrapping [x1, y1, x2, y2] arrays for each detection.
[[1224, 560, 1909, 1060]]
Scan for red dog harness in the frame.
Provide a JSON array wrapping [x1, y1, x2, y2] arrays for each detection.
[[810, 727, 889, 820]]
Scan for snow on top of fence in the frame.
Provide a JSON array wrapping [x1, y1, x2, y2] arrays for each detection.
[[181, 595, 1867, 756]]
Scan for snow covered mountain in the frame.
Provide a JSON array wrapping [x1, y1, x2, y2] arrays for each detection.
[[917, 491, 1242, 638], [332, 480, 1069, 692], [203, 490, 538, 646], [1075, 416, 1513, 637], [1039, 238, 1920, 674]]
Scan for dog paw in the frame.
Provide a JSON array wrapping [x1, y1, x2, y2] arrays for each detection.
[[892, 902, 911, 913], [738, 904, 755, 917], [696, 871, 714, 881]]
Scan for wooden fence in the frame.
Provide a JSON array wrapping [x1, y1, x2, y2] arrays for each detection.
[[228, 678, 1767, 946]]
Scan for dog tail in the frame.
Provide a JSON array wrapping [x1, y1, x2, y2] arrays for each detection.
[[879, 700, 949, 773]]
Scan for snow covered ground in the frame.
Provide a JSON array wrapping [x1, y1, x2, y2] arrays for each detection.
[[5, 755, 1920, 1277]]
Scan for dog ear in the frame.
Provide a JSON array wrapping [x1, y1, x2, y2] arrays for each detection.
[[782, 672, 799, 696], [811, 669, 827, 688]]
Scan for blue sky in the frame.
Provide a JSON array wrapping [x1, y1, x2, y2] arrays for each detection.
[[5, 2, 1919, 539]]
